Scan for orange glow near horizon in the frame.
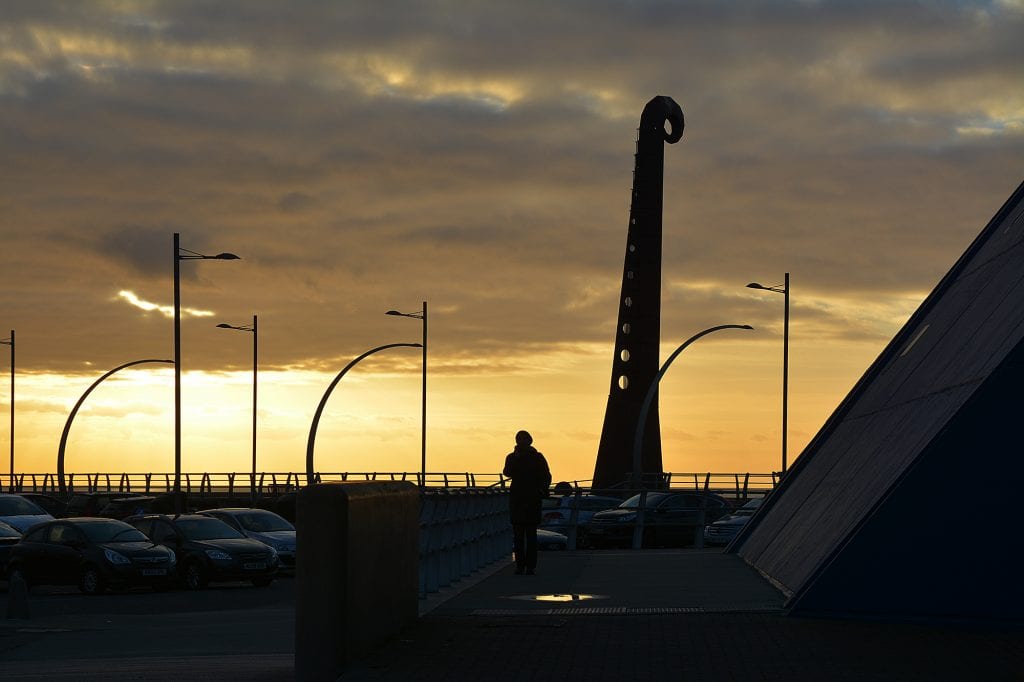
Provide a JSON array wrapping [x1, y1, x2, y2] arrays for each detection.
[[0, 330, 890, 484]]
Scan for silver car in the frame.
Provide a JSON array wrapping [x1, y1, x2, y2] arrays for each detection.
[[703, 498, 763, 546], [0, 493, 54, 533]]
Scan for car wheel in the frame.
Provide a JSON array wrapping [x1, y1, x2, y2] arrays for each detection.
[[182, 561, 208, 590], [79, 566, 105, 595], [251, 576, 273, 587]]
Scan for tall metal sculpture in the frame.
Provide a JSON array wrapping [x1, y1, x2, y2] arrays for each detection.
[[593, 96, 684, 490]]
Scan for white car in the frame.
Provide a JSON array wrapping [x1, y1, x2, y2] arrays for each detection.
[[703, 498, 763, 546], [537, 528, 568, 551], [0, 494, 55, 533]]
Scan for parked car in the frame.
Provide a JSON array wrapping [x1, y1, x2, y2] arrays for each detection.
[[18, 493, 68, 518], [537, 528, 568, 551], [703, 498, 764, 546], [98, 496, 159, 520], [540, 494, 623, 541], [587, 492, 733, 548], [128, 514, 279, 589], [0, 493, 54, 532], [0, 519, 21, 577], [65, 492, 121, 518], [198, 508, 296, 572], [5, 517, 177, 594]]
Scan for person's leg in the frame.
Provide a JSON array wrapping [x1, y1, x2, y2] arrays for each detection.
[[512, 523, 526, 573], [525, 524, 538, 573]]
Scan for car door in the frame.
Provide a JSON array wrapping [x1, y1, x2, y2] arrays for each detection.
[[151, 519, 183, 559], [654, 494, 700, 546], [47, 523, 87, 585], [14, 525, 50, 581]]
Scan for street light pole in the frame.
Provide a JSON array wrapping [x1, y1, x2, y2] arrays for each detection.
[[217, 316, 257, 505], [385, 302, 427, 486], [1, 330, 13, 491], [57, 359, 174, 494], [305, 342, 423, 485], [174, 233, 240, 512], [631, 324, 754, 489], [747, 273, 790, 474]]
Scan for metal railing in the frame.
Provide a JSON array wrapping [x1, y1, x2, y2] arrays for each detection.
[[0, 471, 509, 496], [418, 489, 510, 598]]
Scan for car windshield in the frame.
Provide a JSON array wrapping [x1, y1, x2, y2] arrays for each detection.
[[233, 511, 293, 533], [618, 493, 671, 509], [177, 517, 245, 540], [79, 520, 149, 543], [0, 496, 45, 515]]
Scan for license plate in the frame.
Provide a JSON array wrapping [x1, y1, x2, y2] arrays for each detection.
[[142, 569, 167, 576], [244, 562, 266, 570]]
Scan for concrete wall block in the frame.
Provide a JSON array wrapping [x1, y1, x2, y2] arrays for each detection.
[[295, 481, 419, 681]]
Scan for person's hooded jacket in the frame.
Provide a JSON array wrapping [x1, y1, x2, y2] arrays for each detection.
[[503, 445, 552, 525]]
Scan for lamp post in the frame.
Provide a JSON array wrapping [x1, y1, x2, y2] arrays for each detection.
[[175, 232, 239, 512], [305, 342, 423, 485], [57, 359, 174, 494], [385, 302, 427, 486], [631, 324, 754, 489], [217, 316, 257, 505], [747, 273, 790, 474], [0, 330, 12, 491]]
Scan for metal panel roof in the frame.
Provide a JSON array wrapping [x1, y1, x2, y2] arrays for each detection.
[[733, 179, 1024, 602]]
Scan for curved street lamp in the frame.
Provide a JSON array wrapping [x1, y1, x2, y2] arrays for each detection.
[[1, 330, 12, 491], [631, 324, 754, 489], [217, 316, 257, 504], [305, 342, 423, 485], [747, 273, 789, 474], [174, 232, 239, 512], [57, 359, 174, 494], [386, 302, 427, 484]]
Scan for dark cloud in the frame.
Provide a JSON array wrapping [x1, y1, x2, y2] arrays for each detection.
[[1, 0, 1021, 377]]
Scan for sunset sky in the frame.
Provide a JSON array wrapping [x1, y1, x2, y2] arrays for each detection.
[[1, 1, 1022, 484]]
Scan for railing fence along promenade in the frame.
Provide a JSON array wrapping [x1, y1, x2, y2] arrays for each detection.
[[1, 471, 779, 598], [0, 470, 780, 498]]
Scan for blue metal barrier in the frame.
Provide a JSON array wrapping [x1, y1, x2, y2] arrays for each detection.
[[419, 489, 510, 598]]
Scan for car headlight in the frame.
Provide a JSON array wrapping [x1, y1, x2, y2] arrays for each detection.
[[166, 550, 177, 567], [104, 548, 131, 565], [204, 549, 232, 561], [616, 513, 637, 523]]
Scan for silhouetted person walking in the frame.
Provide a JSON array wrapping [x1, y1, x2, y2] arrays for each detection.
[[503, 430, 551, 575]]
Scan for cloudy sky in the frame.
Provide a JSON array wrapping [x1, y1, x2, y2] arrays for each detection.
[[1, 1, 1022, 483]]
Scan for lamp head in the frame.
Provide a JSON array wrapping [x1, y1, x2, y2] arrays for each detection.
[[216, 323, 233, 329], [746, 282, 766, 290], [212, 253, 240, 260]]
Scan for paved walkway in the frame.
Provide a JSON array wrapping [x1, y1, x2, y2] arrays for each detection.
[[3, 549, 1022, 680], [347, 549, 1024, 681]]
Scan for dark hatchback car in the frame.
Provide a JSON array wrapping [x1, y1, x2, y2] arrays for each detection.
[[199, 508, 296, 573], [587, 492, 733, 548], [65, 492, 120, 518], [18, 493, 68, 518], [6, 518, 177, 594], [128, 514, 279, 589]]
